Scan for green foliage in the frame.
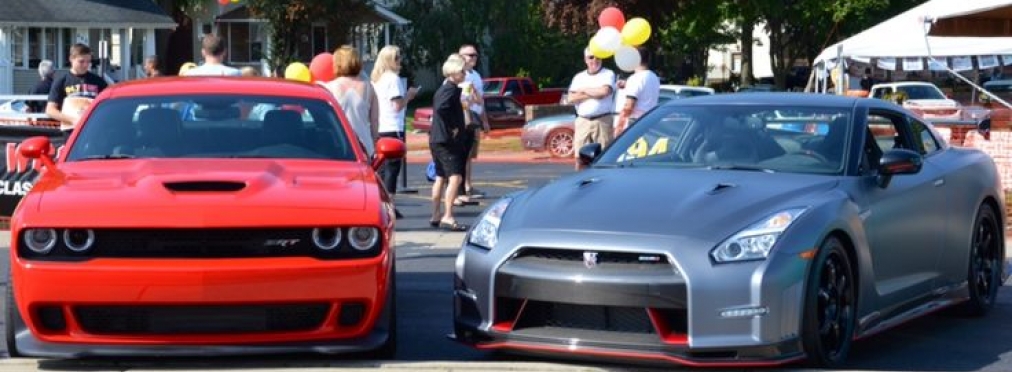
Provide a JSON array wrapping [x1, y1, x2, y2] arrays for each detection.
[[686, 75, 704, 87]]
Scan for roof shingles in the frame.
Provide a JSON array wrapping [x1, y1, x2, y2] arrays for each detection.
[[0, 0, 175, 28]]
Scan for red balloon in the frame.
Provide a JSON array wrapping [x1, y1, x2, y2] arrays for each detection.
[[598, 7, 625, 30], [309, 53, 335, 82], [217, 0, 229, 5]]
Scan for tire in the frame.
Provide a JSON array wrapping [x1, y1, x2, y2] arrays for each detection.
[[5, 271, 23, 358], [545, 129, 574, 158], [802, 236, 856, 368], [958, 204, 1002, 316]]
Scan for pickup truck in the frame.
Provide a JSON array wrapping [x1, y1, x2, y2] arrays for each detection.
[[482, 77, 566, 106]]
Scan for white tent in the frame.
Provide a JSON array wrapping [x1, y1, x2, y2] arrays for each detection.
[[813, 0, 1012, 66]]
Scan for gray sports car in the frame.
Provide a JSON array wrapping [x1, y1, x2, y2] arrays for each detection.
[[453, 93, 1007, 367]]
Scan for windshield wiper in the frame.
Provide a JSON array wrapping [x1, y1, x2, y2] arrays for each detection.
[[707, 164, 775, 173], [78, 154, 136, 161]]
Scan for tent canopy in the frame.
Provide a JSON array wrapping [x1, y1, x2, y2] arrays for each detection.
[[813, 0, 1012, 66], [930, 0, 1012, 36]]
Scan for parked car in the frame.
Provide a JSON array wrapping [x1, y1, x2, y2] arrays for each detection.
[[982, 79, 1012, 104], [483, 77, 566, 106], [412, 95, 526, 132], [521, 85, 715, 157], [869, 81, 962, 120], [5, 77, 405, 358], [0, 99, 28, 114], [455, 93, 1005, 367]]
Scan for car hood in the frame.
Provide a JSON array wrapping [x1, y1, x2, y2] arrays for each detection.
[[30, 159, 372, 216], [504, 167, 838, 242]]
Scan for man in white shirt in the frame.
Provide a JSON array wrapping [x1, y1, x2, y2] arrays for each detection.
[[184, 35, 241, 77], [615, 46, 660, 135], [567, 48, 616, 170], [457, 44, 490, 202]]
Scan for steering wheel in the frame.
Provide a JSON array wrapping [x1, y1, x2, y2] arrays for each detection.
[[789, 150, 829, 163]]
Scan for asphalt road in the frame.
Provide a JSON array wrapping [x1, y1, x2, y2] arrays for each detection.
[[1, 162, 1012, 371]]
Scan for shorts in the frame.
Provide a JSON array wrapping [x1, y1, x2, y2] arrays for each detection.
[[430, 143, 466, 178], [468, 129, 481, 159], [573, 115, 614, 157]]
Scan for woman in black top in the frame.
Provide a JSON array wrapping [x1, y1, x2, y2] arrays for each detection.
[[428, 54, 469, 231]]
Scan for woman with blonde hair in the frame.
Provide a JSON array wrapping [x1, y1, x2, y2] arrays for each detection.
[[427, 53, 469, 231], [370, 45, 418, 194], [323, 45, 379, 156]]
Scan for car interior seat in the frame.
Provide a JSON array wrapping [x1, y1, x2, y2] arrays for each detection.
[[692, 118, 758, 164], [261, 109, 306, 148], [814, 116, 849, 163], [135, 107, 183, 157]]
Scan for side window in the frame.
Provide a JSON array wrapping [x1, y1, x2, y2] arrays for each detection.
[[485, 98, 504, 113], [521, 79, 535, 94], [871, 87, 890, 99], [862, 110, 911, 174], [503, 98, 522, 112], [504, 80, 521, 96], [909, 119, 940, 155]]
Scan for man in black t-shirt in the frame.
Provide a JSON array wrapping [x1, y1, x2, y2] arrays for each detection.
[[46, 43, 108, 133]]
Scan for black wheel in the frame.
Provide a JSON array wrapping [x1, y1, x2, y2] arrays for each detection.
[[958, 204, 1002, 316], [802, 236, 856, 367], [545, 129, 574, 158], [5, 271, 23, 358]]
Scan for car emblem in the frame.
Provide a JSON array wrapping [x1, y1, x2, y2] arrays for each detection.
[[264, 239, 300, 248], [583, 251, 599, 268]]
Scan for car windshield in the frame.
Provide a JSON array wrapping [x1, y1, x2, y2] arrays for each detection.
[[897, 85, 945, 100], [65, 95, 357, 162], [482, 80, 502, 95], [596, 105, 852, 175]]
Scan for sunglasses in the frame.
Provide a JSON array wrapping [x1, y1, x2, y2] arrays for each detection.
[[463, 53, 479, 58]]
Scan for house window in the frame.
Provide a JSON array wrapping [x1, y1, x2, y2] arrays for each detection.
[[10, 27, 24, 67], [28, 28, 58, 67], [227, 22, 265, 63]]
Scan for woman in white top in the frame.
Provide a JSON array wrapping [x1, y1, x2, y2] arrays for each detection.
[[371, 45, 418, 194], [323, 45, 378, 157]]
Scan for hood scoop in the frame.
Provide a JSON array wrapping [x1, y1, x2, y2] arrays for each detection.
[[163, 181, 247, 192], [707, 182, 737, 194]]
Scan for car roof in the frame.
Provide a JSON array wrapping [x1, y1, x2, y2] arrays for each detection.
[[666, 92, 861, 107], [872, 81, 937, 87], [100, 77, 332, 100], [660, 84, 715, 94]]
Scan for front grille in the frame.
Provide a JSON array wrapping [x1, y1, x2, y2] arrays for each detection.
[[513, 247, 670, 268], [74, 304, 329, 335], [19, 228, 382, 260], [514, 301, 654, 334]]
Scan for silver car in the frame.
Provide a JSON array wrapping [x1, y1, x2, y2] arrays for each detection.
[[455, 93, 1005, 367]]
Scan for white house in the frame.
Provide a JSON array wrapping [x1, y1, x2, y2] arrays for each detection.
[[0, 0, 176, 94], [707, 23, 773, 84]]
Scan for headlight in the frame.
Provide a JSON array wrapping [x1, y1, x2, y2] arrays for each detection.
[[63, 229, 95, 252], [467, 197, 512, 249], [348, 227, 380, 251], [24, 228, 58, 254], [711, 208, 806, 263], [312, 227, 342, 250]]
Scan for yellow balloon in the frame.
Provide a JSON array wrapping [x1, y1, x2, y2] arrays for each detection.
[[588, 37, 614, 59], [621, 18, 652, 46], [285, 62, 312, 82]]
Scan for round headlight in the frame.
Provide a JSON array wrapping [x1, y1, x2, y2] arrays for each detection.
[[347, 227, 379, 251], [311, 228, 342, 250], [63, 229, 95, 252], [24, 228, 58, 254]]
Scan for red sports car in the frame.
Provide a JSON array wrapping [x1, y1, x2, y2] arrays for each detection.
[[4, 77, 405, 358]]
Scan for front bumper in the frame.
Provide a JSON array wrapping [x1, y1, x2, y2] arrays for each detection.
[[452, 230, 810, 366], [10, 253, 392, 351]]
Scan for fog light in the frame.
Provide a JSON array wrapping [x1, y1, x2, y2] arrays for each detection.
[[339, 302, 366, 326], [719, 306, 769, 318]]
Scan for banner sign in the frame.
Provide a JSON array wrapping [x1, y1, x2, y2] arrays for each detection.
[[0, 125, 65, 217]]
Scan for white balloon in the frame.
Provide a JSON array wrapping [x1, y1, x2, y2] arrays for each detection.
[[614, 45, 640, 72], [593, 27, 622, 53]]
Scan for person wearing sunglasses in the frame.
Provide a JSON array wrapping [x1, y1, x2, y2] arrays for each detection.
[[566, 48, 617, 170]]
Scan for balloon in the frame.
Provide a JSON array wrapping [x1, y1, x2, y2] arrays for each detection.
[[592, 27, 622, 53], [588, 37, 613, 59], [217, 0, 229, 5], [284, 62, 312, 82], [614, 45, 641, 72], [621, 18, 652, 46], [309, 53, 335, 82], [598, 7, 625, 30], [178, 62, 197, 76]]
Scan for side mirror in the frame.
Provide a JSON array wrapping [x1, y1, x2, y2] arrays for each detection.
[[877, 148, 922, 188], [371, 137, 406, 171], [19, 136, 57, 170], [977, 117, 992, 140], [577, 143, 603, 167]]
